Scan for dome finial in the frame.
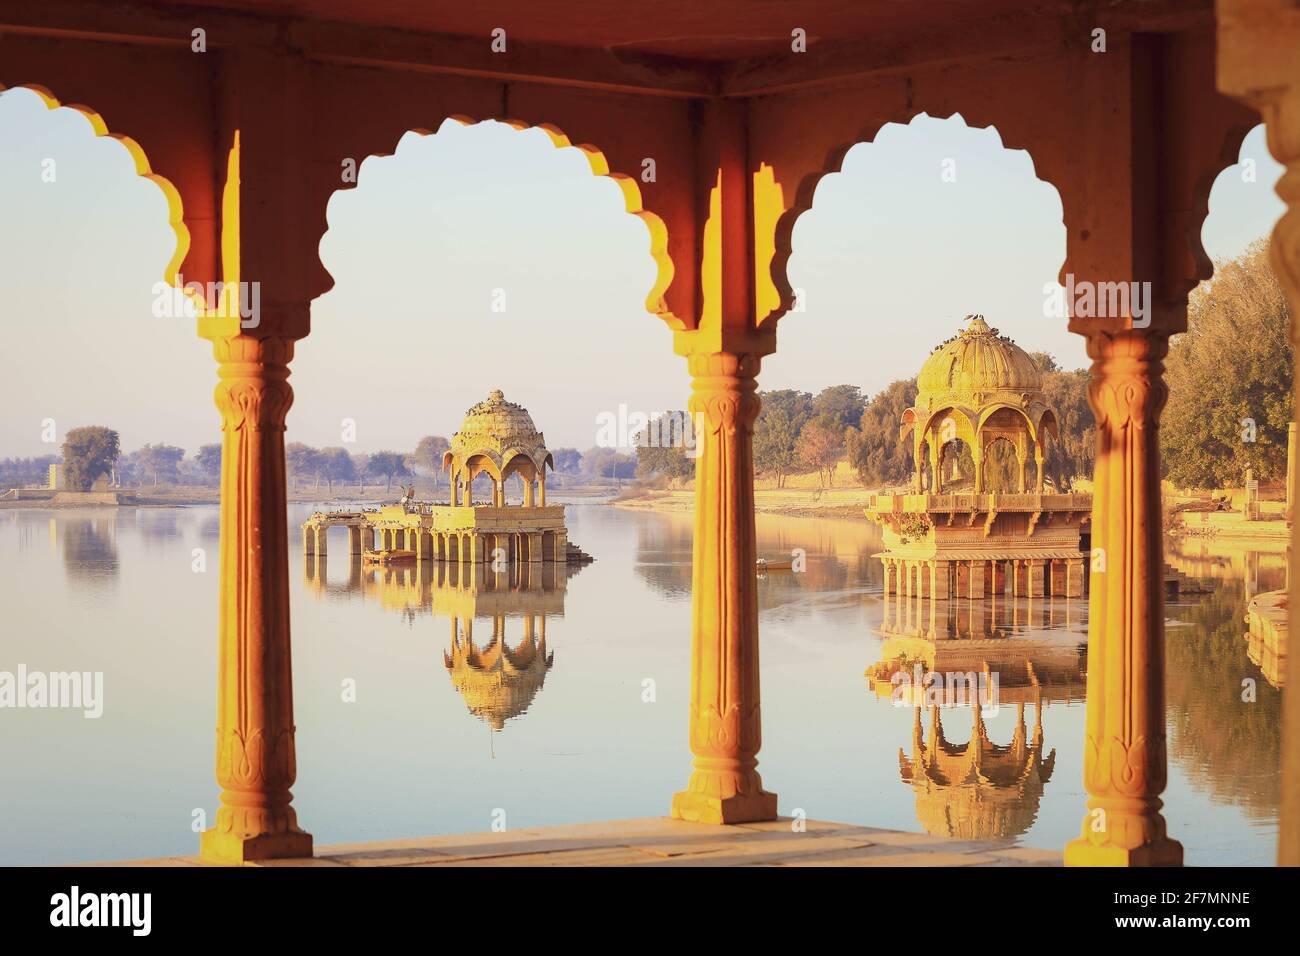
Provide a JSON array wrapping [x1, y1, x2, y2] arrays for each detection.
[[488, 388, 505, 403], [963, 314, 991, 336]]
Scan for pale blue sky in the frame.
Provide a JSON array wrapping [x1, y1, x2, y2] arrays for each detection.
[[0, 89, 1285, 456]]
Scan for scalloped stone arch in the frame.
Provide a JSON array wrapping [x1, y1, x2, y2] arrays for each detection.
[[765, 111, 1068, 332], [2, 83, 191, 294], [319, 114, 681, 330], [1195, 121, 1275, 281], [916, 406, 979, 447], [500, 447, 549, 480], [1035, 407, 1061, 445], [976, 403, 1039, 444], [460, 453, 504, 483]]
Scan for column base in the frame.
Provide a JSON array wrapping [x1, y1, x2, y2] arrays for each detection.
[[670, 787, 778, 825], [1063, 836, 1183, 867], [200, 826, 313, 865]]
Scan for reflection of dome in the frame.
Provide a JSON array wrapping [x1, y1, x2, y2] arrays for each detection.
[[900, 702, 1056, 840], [916, 315, 1043, 405], [444, 633, 553, 731], [444, 390, 553, 482]]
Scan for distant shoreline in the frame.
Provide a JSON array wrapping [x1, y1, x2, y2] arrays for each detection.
[[0, 481, 625, 510]]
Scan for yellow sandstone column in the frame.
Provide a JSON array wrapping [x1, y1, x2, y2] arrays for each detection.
[[1064, 330, 1181, 867], [671, 347, 777, 824], [200, 335, 312, 863]]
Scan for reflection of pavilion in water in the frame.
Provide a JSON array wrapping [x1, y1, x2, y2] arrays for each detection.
[[304, 555, 581, 730], [868, 585, 1086, 840], [900, 701, 1057, 841]]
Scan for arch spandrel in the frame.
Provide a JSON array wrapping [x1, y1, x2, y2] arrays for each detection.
[[3, 83, 193, 304]]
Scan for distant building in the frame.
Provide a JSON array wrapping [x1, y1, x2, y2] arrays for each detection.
[[304, 390, 592, 567], [865, 315, 1091, 599]]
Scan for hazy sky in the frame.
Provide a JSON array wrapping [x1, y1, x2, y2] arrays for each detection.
[[0, 88, 1285, 457]]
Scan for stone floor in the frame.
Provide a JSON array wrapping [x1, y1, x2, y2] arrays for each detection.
[[91, 817, 1062, 867]]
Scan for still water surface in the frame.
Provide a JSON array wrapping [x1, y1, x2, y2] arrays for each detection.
[[0, 503, 1282, 864]]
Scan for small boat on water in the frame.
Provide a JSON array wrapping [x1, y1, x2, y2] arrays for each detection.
[[756, 558, 794, 572], [363, 549, 417, 565]]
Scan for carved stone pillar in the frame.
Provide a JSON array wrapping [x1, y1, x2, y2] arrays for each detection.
[[200, 335, 311, 863], [671, 349, 777, 824], [1218, 0, 1300, 865], [1064, 329, 1181, 867], [1026, 558, 1047, 598]]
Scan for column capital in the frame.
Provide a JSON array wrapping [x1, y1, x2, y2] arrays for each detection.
[[673, 326, 775, 364]]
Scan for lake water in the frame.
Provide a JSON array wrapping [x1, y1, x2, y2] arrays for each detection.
[[0, 503, 1282, 865]]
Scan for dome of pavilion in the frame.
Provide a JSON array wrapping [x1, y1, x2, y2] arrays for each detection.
[[444, 389, 553, 482], [916, 315, 1043, 408], [898, 315, 1060, 494]]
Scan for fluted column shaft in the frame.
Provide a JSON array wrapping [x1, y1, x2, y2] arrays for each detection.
[[671, 350, 777, 824], [1065, 330, 1181, 867], [201, 335, 311, 863]]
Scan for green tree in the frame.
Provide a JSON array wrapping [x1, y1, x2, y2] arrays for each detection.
[[634, 411, 696, 483], [135, 444, 185, 485], [285, 443, 322, 490], [410, 435, 450, 490], [195, 443, 222, 483], [553, 448, 583, 474], [796, 417, 844, 488], [318, 447, 356, 492], [366, 450, 409, 492], [350, 452, 370, 492], [1040, 367, 1094, 490], [846, 379, 917, 487], [62, 426, 120, 492], [1162, 240, 1292, 489], [1027, 350, 1062, 374], [753, 389, 813, 487], [582, 447, 636, 481], [812, 384, 866, 430]]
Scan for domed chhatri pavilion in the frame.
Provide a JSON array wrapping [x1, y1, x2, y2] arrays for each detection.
[[303, 390, 577, 567], [865, 316, 1091, 602], [444, 390, 553, 510]]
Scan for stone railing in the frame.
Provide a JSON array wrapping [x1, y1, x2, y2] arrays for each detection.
[[867, 492, 1091, 513]]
